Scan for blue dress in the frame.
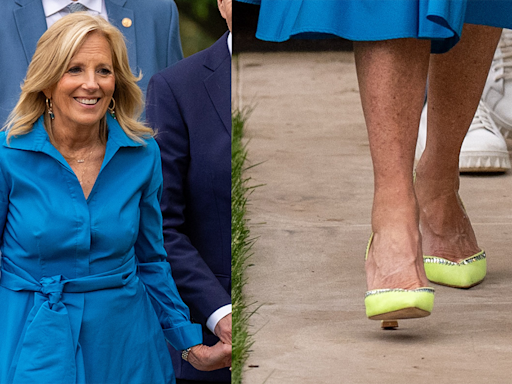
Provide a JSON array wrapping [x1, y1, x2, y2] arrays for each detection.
[[238, 0, 512, 53], [0, 114, 202, 384]]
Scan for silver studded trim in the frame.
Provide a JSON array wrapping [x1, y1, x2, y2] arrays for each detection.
[[423, 251, 486, 266], [365, 287, 435, 298]]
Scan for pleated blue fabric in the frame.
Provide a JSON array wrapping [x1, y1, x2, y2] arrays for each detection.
[[0, 114, 202, 384], [238, 0, 512, 53]]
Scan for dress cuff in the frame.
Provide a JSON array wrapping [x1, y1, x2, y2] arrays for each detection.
[[163, 322, 203, 350]]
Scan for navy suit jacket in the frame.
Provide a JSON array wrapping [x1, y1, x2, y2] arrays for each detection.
[[146, 33, 231, 382], [0, 0, 183, 125]]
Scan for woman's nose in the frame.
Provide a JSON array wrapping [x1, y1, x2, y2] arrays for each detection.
[[82, 71, 100, 90]]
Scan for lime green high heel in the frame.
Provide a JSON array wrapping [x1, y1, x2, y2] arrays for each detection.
[[423, 250, 486, 289], [415, 180, 487, 288], [364, 234, 435, 321]]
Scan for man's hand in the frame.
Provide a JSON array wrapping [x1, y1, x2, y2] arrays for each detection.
[[187, 341, 231, 371], [214, 313, 232, 345]]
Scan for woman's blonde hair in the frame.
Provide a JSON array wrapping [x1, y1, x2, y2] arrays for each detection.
[[3, 13, 153, 143]]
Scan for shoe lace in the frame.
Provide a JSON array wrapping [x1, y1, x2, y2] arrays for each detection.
[[470, 102, 501, 135], [493, 29, 512, 81]]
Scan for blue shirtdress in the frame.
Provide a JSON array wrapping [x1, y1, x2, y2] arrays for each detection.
[[0, 114, 202, 384], [239, 0, 512, 53]]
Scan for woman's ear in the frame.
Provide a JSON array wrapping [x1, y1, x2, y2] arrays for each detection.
[[42, 88, 52, 99]]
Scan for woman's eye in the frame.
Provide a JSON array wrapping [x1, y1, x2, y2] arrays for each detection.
[[68, 67, 81, 74], [98, 68, 112, 75]]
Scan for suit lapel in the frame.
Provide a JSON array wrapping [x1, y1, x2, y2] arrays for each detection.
[[203, 33, 231, 137], [105, 0, 137, 74], [13, 0, 48, 64]]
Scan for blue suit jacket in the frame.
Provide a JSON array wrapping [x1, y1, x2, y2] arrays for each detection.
[[0, 0, 183, 125], [146, 33, 231, 382]]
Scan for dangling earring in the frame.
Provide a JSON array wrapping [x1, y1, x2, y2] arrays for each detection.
[[46, 98, 55, 120], [108, 97, 116, 119]]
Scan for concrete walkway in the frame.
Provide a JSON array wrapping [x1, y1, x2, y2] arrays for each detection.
[[233, 52, 512, 384]]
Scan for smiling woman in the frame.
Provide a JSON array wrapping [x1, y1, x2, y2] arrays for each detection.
[[0, 13, 230, 384], [42, 31, 115, 197]]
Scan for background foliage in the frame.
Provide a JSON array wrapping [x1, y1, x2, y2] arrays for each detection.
[[176, 0, 228, 57]]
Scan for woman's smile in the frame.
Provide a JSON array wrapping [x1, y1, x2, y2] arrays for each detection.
[[74, 97, 100, 106]]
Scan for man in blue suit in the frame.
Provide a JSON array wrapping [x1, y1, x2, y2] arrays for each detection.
[[0, 0, 182, 125], [145, 0, 232, 383]]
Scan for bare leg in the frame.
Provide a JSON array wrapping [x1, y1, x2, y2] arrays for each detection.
[[354, 38, 431, 291], [415, 24, 501, 262]]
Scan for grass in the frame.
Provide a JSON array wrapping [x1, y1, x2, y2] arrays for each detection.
[[231, 109, 257, 383]]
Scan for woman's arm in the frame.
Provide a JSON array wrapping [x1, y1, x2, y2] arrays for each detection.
[[133, 140, 230, 369], [0, 135, 11, 248]]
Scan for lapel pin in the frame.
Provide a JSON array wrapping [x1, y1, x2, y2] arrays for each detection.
[[122, 18, 132, 28]]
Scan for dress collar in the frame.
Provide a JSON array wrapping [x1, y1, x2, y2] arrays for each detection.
[[4, 114, 143, 152]]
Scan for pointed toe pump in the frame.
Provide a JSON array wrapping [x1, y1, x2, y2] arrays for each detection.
[[364, 234, 435, 321], [423, 250, 486, 289]]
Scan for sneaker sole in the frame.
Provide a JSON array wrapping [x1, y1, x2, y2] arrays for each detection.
[[459, 151, 511, 172]]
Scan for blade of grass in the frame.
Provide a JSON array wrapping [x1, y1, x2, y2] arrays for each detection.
[[231, 108, 258, 383]]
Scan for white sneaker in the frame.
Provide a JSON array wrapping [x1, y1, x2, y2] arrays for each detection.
[[415, 102, 510, 172], [481, 28, 512, 137]]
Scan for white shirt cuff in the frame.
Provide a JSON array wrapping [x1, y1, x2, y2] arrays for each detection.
[[206, 304, 232, 335]]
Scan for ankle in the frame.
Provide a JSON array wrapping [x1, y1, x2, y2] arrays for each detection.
[[371, 194, 419, 233], [415, 161, 459, 189]]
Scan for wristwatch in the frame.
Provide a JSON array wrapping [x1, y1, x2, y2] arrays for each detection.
[[181, 347, 192, 362]]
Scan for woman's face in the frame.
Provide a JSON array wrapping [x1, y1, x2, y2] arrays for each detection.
[[45, 32, 115, 133]]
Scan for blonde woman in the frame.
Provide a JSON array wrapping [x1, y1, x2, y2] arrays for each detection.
[[0, 13, 230, 384]]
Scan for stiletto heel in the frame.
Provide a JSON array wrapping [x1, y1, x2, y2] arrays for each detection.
[[364, 234, 435, 321], [381, 320, 399, 329]]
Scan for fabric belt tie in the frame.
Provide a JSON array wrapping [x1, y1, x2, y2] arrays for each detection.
[[0, 257, 137, 384]]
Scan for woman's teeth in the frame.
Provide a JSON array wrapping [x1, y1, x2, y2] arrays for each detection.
[[75, 98, 98, 105]]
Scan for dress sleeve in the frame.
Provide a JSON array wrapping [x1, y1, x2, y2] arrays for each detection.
[[134, 141, 202, 351], [146, 73, 232, 328], [0, 141, 10, 248]]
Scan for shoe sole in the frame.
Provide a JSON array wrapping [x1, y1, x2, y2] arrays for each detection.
[[369, 307, 431, 321], [429, 279, 484, 289], [459, 152, 510, 172]]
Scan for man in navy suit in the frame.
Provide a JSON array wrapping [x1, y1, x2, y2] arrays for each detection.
[[0, 0, 182, 125], [145, 0, 232, 383]]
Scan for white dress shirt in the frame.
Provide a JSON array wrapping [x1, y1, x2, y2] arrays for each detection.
[[42, 0, 107, 28], [227, 32, 232, 56]]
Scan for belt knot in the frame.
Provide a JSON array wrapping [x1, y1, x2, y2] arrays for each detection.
[[40, 275, 65, 306]]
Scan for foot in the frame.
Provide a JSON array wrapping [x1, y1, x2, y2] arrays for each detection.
[[414, 171, 481, 263], [366, 201, 430, 292]]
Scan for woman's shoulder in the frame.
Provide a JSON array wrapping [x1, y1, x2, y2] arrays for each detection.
[[124, 135, 160, 167], [0, 131, 10, 175], [141, 136, 160, 156], [0, 131, 8, 152]]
